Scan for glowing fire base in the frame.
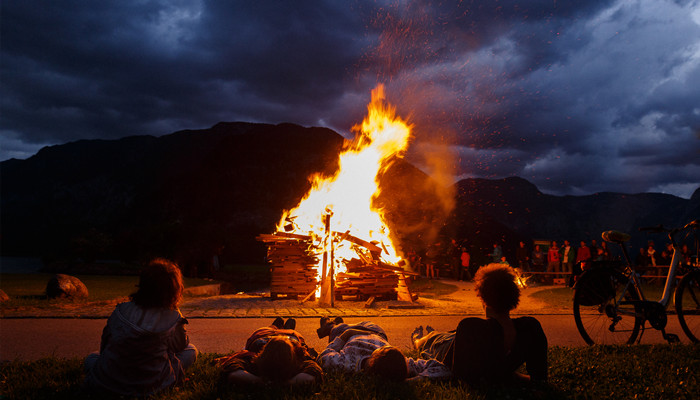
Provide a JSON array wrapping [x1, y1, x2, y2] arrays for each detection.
[[257, 230, 415, 304]]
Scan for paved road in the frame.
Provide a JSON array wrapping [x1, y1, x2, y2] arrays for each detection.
[[0, 315, 691, 361]]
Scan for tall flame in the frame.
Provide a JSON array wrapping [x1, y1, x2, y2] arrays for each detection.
[[278, 84, 411, 268]]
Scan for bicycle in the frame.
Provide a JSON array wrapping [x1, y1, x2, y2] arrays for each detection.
[[572, 219, 699, 345]]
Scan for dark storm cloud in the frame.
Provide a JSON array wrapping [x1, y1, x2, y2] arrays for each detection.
[[1, 1, 370, 148], [2, 0, 699, 198]]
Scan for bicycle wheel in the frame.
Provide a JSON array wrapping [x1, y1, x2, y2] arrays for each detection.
[[675, 269, 700, 343], [573, 268, 642, 345]]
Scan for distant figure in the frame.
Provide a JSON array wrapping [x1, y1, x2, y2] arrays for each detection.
[[600, 241, 612, 261], [546, 241, 561, 282], [490, 243, 503, 263], [516, 241, 530, 271], [532, 244, 545, 272], [84, 259, 198, 396], [411, 263, 547, 385], [560, 240, 575, 276], [216, 317, 322, 385], [460, 247, 472, 281], [647, 241, 657, 267], [317, 319, 451, 381], [636, 248, 649, 269], [425, 243, 440, 280], [576, 241, 592, 270], [590, 239, 600, 258]]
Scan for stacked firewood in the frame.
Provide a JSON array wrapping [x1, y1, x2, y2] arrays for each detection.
[[335, 258, 399, 300], [257, 233, 319, 299], [258, 231, 416, 301]]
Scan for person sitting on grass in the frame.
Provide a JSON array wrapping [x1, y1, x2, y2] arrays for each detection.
[[84, 258, 198, 396], [216, 317, 323, 385], [317, 318, 451, 381], [411, 263, 548, 385]]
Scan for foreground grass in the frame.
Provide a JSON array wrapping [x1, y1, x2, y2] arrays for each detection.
[[2, 345, 698, 400]]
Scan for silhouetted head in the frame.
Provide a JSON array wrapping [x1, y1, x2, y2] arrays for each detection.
[[254, 337, 298, 383], [365, 345, 408, 382], [131, 258, 183, 309], [474, 263, 520, 314]]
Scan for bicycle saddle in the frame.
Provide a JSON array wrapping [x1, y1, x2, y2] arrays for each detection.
[[602, 230, 631, 243]]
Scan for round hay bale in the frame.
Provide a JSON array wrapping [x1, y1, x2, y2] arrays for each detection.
[[46, 274, 89, 299]]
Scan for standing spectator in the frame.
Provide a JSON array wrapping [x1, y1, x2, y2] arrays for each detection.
[[636, 248, 650, 270], [490, 243, 503, 263], [590, 239, 600, 258], [657, 249, 671, 266], [516, 241, 530, 271], [576, 241, 592, 270], [460, 247, 472, 281], [425, 243, 439, 280], [681, 244, 692, 266], [647, 241, 657, 267], [560, 240, 575, 276], [531, 245, 545, 282], [546, 241, 561, 283], [600, 241, 612, 261]]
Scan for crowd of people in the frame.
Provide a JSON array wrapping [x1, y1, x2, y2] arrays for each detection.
[[83, 260, 548, 396]]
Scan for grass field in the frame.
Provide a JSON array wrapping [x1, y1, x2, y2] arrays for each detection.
[[1, 345, 698, 400], [0, 273, 220, 309]]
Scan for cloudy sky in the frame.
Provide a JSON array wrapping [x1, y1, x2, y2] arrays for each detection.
[[2, 0, 699, 198]]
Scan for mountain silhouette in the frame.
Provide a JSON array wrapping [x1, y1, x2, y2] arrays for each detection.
[[2, 122, 697, 273]]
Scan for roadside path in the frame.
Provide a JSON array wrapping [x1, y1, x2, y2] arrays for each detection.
[[2, 279, 692, 361]]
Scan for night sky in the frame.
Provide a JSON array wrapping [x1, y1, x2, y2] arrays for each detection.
[[2, 1, 699, 198]]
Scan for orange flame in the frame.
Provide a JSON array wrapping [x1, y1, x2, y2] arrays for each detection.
[[278, 84, 411, 274]]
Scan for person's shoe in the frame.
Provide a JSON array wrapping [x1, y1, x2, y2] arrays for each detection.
[[317, 317, 333, 339], [411, 326, 424, 348], [284, 318, 296, 330], [426, 325, 434, 333], [272, 316, 285, 329], [333, 316, 344, 324]]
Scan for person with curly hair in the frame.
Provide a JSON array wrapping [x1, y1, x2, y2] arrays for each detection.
[[411, 263, 548, 385], [84, 258, 198, 396]]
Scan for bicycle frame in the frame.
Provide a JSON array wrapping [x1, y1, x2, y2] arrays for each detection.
[[616, 227, 685, 308]]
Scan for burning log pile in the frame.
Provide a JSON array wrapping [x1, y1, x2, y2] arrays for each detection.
[[335, 259, 399, 300], [257, 229, 415, 302], [257, 233, 318, 299]]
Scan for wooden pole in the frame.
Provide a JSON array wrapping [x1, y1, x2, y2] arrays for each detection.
[[319, 212, 332, 305]]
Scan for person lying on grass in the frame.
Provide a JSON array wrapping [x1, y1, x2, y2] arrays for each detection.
[[411, 263, 548, 385], [84, 258, 198, 396], [317, 318, 451, 381], [216, 317, 323, 385]]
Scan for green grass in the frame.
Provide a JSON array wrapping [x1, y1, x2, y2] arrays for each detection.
[[0, 273, 220, 308], [1, 345, 698, 399]]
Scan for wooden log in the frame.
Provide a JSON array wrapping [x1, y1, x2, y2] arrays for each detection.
[[365, 296, 376, 308]]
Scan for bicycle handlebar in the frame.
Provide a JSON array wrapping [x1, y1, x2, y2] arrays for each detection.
[[639, 224, 665, 233]]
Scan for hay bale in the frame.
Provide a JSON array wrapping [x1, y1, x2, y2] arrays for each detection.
[[46, 274, 89, 299]]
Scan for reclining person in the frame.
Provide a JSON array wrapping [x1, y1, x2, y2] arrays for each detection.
[[411, 263, 548, 385], [216, 317, 322, 385], [317, 318, 450, 381]]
